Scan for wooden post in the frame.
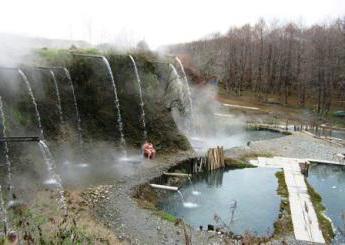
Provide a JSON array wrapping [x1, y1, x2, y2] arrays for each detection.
[[206, 147, 225, 171]]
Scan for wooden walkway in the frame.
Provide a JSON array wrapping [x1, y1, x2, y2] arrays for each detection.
[[250, 157, 326, 244]]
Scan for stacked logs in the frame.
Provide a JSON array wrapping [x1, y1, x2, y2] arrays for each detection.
[[206, 146, 225, 171]]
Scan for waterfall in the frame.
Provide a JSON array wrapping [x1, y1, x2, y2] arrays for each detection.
[[169, 64, 185, 108], [38, 140, 67, 215], [129, 55, 147, 140], [63, 68, 83, 144], [0, 185, 8, 234], [100, 57, 126, 148], [0, 97, 13, 200], [175, 56, 193, 114], [177, 190, 184, 202], [49, 70, 64, 123], [187, 176, 201, 196], [175, 57, 193, 128], [18, 69, 44, 139]]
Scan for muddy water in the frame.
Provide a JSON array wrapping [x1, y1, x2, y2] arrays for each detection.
[[159, 167, 281, 236]]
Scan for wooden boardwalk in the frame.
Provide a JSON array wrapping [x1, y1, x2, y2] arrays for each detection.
[[250, 157, 326, 244]]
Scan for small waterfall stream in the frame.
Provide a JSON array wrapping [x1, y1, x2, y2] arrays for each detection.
[[177, 190, 184, 202], [129, 55, 147, 140], [187, 177, 201, 196], [175, 57, 193, 110], [0, 97, 13, 200], [18, 69, 44, 139], [169, 64, 185, 107], [100, 57, 126, 149], [38, 140, 67, 215], [63, 68, 83, 144], [0, 185, 8, 234], [49, 70, 64, 123], [175, 57, 193, 129]]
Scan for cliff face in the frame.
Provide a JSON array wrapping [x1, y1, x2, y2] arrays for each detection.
[[0, 49, 191, 152]]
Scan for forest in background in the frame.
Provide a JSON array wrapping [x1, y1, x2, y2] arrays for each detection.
[[168, 18, 345, 116]]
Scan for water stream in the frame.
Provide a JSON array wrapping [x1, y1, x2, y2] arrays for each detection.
[[0, 185, 8, 234], [49, 70, 64, 123], [100, 57, 126, 150], [175, 57, 193, 127], [129, 55, 147, 140], [168, 64, 185, 111], [0, 97, 13, 196], [38, 140, 67, 215], [18, 69, 44, 139], [63, 68, 83, 144]]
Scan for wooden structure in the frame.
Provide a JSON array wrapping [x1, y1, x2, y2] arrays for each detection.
[[249, 157, 325, 243], [206, 146, 225, 171]]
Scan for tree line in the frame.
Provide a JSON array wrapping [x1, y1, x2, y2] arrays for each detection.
[[168, 18, 345, 115]]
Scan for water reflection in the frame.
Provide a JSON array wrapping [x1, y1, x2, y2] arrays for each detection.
[[159, 168, 280, 236], [308, 164, 345, 243]]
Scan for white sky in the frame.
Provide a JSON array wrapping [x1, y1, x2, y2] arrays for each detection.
[[0, 0, 344, 49]]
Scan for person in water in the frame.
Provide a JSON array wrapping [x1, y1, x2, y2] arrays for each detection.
[[143, 141, 156, 159]]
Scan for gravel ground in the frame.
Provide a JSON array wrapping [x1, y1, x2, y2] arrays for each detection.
[[225, 132, 344, 163], [91, 151, 230, 245], [89, 132, 343, 245]]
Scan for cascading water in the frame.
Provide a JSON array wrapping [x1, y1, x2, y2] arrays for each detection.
[[129, 55, 147, 140], [38, 140, 67, 215], [100, 57, 126, 149], [169, 64, 185, 109], [63, 68, 83, 144], [175, 57, 193, 121], [177, 190, 198, 208], [49, 70, 64, 123], [0, 185, 8, 234], [0, 97, 13, 201], [18, 69, 44, 139], [177, 190, 184, 202], [187, 176, 201, 196]]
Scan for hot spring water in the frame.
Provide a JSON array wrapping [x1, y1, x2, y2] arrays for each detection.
[[159, 168, 281, 235], [0, 97, 13, 199], [18, 69, 44, 139], [168, 64, 185, 111], [49, 70, 64, 123], [101, 57, 126, 149], [63, 68, 83, 144], [129, 55, 147, 140], [175, 57, 193, 120], [18, 69, 67, 214], [308, 164, 345, 243], [38, 140, 67, 215], [0, 98, 10, 233], [0, 185, 8, 234]]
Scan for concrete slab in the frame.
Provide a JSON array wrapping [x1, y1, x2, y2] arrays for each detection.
[[252, 156, 325, 243]]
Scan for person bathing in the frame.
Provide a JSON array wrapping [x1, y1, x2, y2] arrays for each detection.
[[143, 141, 156, 159]]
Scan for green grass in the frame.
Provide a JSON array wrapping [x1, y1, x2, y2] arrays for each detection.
[[155, 210, 177, 223], [306, 181, 335, 243], [224, 158, 257, 169], [273, 171, 293, 237]]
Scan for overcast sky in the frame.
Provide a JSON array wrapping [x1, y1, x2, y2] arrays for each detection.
[[0, 0, 344, 49]]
